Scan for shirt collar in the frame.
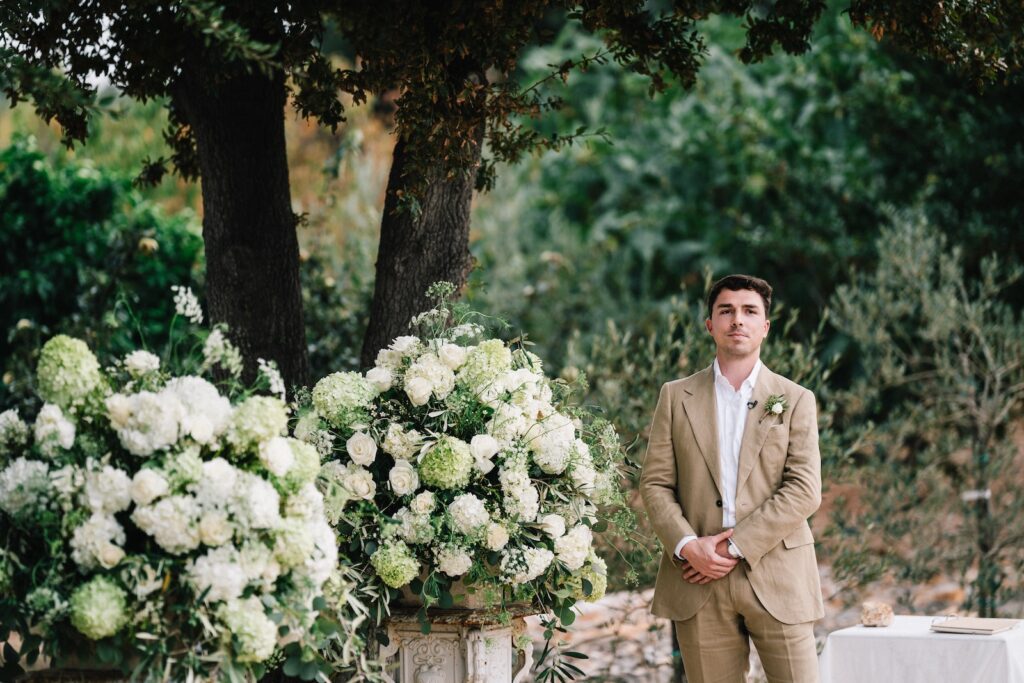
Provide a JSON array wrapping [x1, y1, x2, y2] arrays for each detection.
[[713, 358, 762, 393]]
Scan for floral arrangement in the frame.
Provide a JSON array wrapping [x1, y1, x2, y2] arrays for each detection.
[[299, 283, 626, 645], [0, 289, 339, 681]]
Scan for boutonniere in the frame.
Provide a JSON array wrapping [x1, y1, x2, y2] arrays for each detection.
[[760, 394, 788, 422]]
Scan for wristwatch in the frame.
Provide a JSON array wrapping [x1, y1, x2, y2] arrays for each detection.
[[727, 539, 743, 559]]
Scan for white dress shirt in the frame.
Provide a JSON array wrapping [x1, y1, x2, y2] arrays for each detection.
[[674, 358, 762, 559]]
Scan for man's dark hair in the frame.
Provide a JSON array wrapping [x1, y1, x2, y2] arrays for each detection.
[[706, 274, 773, 319]]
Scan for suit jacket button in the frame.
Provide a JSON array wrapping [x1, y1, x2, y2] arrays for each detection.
[[715, 499, 723, 508]]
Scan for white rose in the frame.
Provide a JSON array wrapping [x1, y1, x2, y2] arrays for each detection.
[[485, 522, 510, 551], [389, 459, 419, 496], [259, 437, 295, 476], [131, 469, 169, 506], [438, 343, 467, 370], [98, 542, 126, 569], [365, 366, 394, 392], [105, 394, 132, 429], [410, 491, 435, 515], [199, 511, 234, 546], [346, 432, 378, 466], [343, 466, 376, 500], [405, 377, 433, 406], [539, 513, 566, 539], [771, 402, 784, 414]]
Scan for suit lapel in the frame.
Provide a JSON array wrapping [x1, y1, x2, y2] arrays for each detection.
[[681, 367, 722, 498], [735, 365, 779, 496]]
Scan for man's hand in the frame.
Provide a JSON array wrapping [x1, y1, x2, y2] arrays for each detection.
[[679, 529, 738, 584]]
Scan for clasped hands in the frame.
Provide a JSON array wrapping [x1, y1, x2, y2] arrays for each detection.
[[678, 528, 738, 584]]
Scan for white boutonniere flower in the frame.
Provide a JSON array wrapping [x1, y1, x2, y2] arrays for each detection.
[[761, 394, 788, 422]]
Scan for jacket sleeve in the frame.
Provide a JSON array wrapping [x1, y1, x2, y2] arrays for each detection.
[[730, 387, 822, 568], [639, 382, 697, 554]]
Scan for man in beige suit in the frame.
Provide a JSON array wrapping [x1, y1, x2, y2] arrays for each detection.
[[640, 274, 823, 683]]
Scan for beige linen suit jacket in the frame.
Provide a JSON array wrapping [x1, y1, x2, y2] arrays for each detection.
[[640, 364, 824, 625]]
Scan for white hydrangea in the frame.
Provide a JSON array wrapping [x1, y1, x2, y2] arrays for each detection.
[[435, 545, 473, 577], [554, 525, 594, 571], [501, 547, 553, 585], [106, 390, 184, 456], [0, 409, 30, 456], [394, 507, 435, 544], [405, 353, 456, 401], [383, 424, 424, 460], [33, 404, 75, 458], [484, 522, 510, 551], [230, 472, 282, 531], [285, 482, 325, 520], [239, 541, 282, 587], [570, 440, 598, 495], [389, 336, 422, 357], [162, 376, 233, 445], [191, 457, 239, 509], [448, 493, 489, 535], [274, 517, 315, 568], [50, 464, 84, 511], [259, 437, 295, 477], [131, 495, 201, 554], [83, 464, 132, 514], [294, 519, 338, 588], [189, 545, 248, 603], [527, 411, 576, 474], [487, 402, 529, 449], [198, 510, 234, 546], [131, 468, 169, 506], [293, 412, 335, 457], [0, 457, 51, 517], [218, 596, 277, 663], [503, 483, 539, 522], [388, 459, 419, 496], [410, 491, 435, 515], [123, 350, 160, 376], [345, 432, 377, 466], [70, 513, 126, 570]]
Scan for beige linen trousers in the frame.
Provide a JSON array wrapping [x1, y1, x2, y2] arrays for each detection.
[[640, 364, 824, 682]]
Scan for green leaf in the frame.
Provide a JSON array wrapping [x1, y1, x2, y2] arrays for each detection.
[[282, 656, 302, 677]]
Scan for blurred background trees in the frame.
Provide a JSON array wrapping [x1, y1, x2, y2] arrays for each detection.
[[2, 0, 1024, 617]]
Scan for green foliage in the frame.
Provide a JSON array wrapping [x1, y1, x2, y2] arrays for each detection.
[[0, 135, 203, 411], [825, 212, 1024, 615], [470, 9, 1024, 367]]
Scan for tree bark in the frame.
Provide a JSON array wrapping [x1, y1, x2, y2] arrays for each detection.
[[360, 135, 480, 368], [173, 68, 308, 389]]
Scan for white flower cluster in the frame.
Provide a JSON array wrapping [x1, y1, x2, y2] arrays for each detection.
[[34, 404, 76, 458], [201, 328, 243, 378], [171, 285, 203, 325], [123, 350, 160, 376], [0, 409, 30, 457], [0, 457, 51, 517]]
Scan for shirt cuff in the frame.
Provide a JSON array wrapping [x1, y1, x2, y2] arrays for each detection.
[[728, 539, 745, 558], [674, 535, 698, 560]]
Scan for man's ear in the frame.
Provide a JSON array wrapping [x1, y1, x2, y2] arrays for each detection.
[[704, 319, 713, 334]]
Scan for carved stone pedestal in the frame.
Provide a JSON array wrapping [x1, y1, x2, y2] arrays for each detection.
[[380, 606, 535, 683]]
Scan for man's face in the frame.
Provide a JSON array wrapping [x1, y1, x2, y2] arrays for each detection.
[[705, 288, 770, 359]]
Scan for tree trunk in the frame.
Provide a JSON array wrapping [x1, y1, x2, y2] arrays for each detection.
[[173, 68, 308, 389], [360, 135, 480, 368]]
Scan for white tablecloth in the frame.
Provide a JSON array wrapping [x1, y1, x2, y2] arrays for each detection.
[[819, 615, 1024, 683]]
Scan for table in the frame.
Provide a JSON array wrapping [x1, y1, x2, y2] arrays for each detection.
[[819, 615, 1024, 683]]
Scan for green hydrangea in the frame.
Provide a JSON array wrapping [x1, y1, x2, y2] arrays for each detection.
[[36, 335, 103, 410], [566, 554, 608, 603], [165, 447, 203, 488], [281, 439, 321, 493], [418, 436, 473, 490], [457, 339, 512, 393], [218, 596, 277, 663], [370, 540, 420, 588], [69, 576, 129, 640], [274, 517, 315, 568], [311, 372, 377, 429], [226, 396, 289, 452]]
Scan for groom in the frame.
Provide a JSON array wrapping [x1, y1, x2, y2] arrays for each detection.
[[640, 274, 823, 683]]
